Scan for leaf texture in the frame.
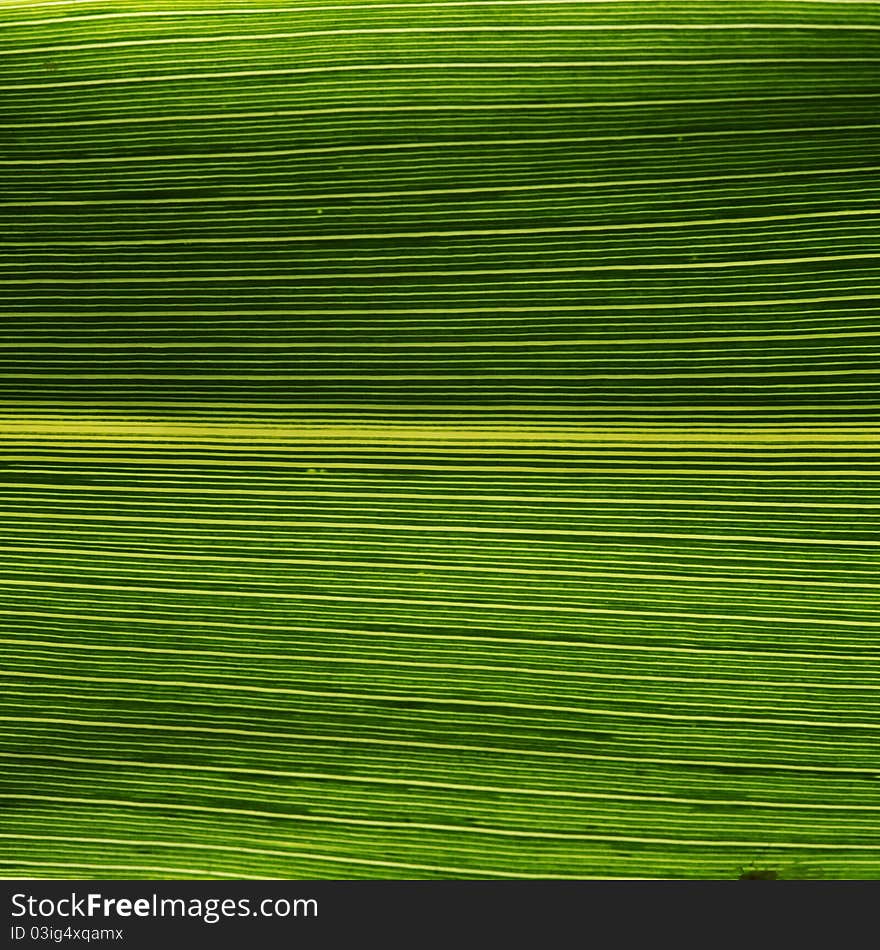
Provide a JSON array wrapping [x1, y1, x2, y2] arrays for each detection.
[[1, 0, 879, 879]]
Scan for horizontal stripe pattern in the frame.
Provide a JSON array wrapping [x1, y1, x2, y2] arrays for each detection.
[[1, 0, 879, 880]]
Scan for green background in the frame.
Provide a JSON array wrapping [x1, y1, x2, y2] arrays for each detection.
[[1, 0, 879, 878]]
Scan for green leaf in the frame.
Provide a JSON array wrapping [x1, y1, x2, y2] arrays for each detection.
[[1, 0, 879, 879]]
